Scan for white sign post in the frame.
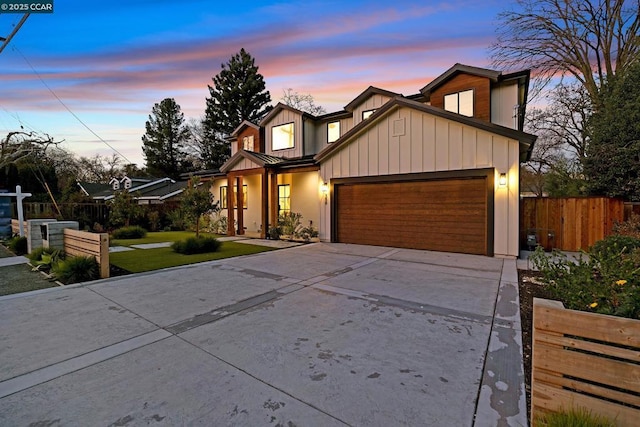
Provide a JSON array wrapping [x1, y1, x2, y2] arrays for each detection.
[[2, 185, 32, 237]]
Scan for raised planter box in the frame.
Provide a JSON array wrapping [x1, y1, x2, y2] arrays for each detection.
[[532, 298, 640, 426]]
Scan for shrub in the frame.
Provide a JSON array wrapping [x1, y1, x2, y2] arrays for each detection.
[[171, 236, 221, 254], [268, 226, 282, 240], [279, 212, 303, 237], [298, 225, 319, 242], [28, 247, 65, 272], [210, 214, 228, 235], [535, 407, 615, 427], [167, 209, 188, 231], [7, 236, 27, 255], [112, 225, 147, 239], [147, 211, 161, 232], [612, 213, 640, 239], [53, 256, 99, 284], [590, 234, 640, 258], [530, 235, 640, 319]]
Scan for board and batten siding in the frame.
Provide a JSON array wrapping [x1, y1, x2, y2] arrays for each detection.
[[264, 109, 304, 158], [319, 106, 520, 257], [491, 83, 519, 130], [352, 94, 393, 127], [228, 157, 261, 172]]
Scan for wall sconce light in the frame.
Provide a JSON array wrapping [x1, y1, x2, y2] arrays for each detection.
[[499, 173, 508, 187], [320, 182, 328, 205]]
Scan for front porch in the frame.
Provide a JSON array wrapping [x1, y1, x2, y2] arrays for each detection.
[[212, 150, 322, 239]]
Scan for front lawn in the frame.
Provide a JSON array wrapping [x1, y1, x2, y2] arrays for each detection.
[[111, 231, 220, 247], [109, 241, 273, 273]]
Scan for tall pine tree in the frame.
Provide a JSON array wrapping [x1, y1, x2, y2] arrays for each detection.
[[203, 49, 272, 168], [142, 98, 191, 179]]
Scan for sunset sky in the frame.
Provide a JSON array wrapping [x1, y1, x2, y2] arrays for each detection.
[[0, 0, 515, 167]]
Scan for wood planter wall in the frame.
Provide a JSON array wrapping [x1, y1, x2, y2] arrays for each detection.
[[532, 298, 640, 426], [63, 229, 109, 279]]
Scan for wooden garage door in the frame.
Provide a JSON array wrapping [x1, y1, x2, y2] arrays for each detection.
[[335, 178, 489, 255]]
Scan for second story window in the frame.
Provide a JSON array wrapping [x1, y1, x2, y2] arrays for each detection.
[[242, 135, 254, 151], [327, 121, 340, 143], [272, 122, 294, 150], [444, 89, 474, 117], [362, 109, 376, 120]]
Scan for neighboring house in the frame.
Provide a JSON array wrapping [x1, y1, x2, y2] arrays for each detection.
[[78, 176, 188, 204], [206, 63, 537, 257]]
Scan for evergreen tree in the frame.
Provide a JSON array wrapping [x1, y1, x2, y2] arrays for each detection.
[[142, 98, 191, 179], [203, 49, 272, 168], [584, 62, 640, 200]]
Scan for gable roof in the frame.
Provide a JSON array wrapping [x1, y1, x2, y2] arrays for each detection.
[[230, 120, 260, 137], [220, 150, 285, 173], [79, 176, 188, 201], [315, 96, 537, 163], [420, 63, 502, 97], [77, 182, 112, 199], [131, 180, 188, 201], [344, 86, 400, 111], [259, 102, 316, 126]]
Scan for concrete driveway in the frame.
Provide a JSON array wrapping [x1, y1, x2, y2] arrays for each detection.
[[0, 243, 525, 426]]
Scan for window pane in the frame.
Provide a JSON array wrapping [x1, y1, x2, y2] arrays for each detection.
[[220, 186, 228, 209], [444, 93, 458, 113], [458, 90, 474, 117], [278, 185, 290, 213], [243, 135, 254, 151], [272, 123, 294, 150], [362, 109, 375, 120], [233, 185, 248, 209], [327, 121, 340, 143]]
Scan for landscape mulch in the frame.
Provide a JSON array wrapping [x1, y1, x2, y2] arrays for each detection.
[[518, 269, 553, 424]]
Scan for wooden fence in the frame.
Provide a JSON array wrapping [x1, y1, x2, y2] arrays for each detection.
[[63, 229, 109, 279], [532, 298, 640, 426], [520, 197, 625, 252]]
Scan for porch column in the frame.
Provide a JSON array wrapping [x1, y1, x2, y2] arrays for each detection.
[[236, 176, 244, 235], [270, 172, 278, 228], [226, 175, 235, 236], [261, 169, 268, 239]]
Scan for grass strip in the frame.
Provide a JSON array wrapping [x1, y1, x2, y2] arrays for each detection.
[[111, 231, 221, 247], [109, 241, 273, 273]]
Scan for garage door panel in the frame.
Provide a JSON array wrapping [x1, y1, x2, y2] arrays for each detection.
[[335, 177, 489, 255]]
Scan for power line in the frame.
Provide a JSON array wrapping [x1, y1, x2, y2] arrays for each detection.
[[0, 13, 30, 55], [12, 45, 134, 164]]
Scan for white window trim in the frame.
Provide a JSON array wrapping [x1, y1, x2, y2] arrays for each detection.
[[327, 121, 340, 143], [271, 122, 295, 151]]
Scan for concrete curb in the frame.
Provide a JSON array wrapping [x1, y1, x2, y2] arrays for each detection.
[[0, 256, 28, 267], [474, 259, 528, 427]]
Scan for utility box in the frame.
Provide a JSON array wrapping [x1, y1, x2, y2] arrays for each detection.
[[41, 221, 79, 250], [0, 192, 11, 238], [27, 219, 58, 253]]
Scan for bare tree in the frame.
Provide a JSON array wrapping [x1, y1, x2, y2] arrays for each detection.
[[527, 83, 592, 161], [76, 154, 123, 182], [0, 131, 59, 170], [491, 0, 640, 102], [522, 109, 566, 196], [281, 88, 326, 115]]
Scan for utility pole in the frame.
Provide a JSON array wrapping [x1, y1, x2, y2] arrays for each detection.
[[0, 13, 30, 55]]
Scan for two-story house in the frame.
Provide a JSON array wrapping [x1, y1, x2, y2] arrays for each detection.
[[209, 63, 537, 258]]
